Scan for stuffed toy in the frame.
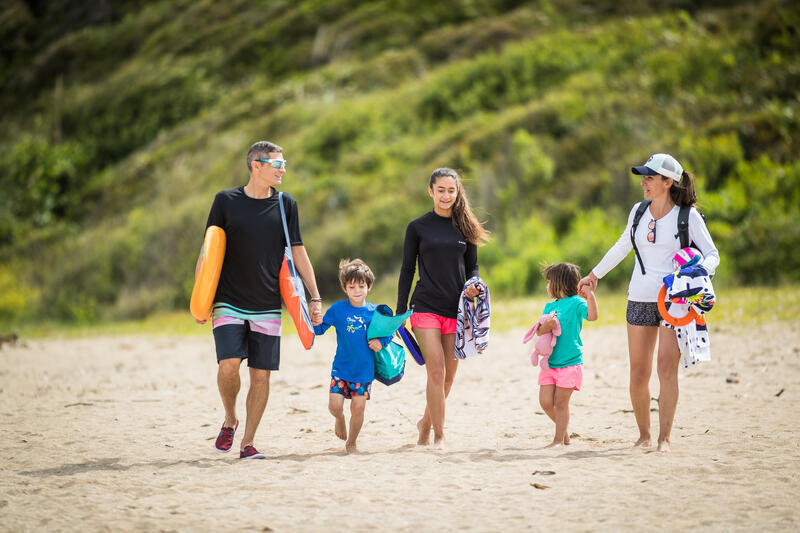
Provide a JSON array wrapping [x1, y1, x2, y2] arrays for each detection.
[[522, 312, 561, 367]]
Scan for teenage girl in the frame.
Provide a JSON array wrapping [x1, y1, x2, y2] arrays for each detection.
[[397, 168, 489, 450]]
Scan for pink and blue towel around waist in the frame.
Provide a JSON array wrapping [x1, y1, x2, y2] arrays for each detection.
[[212, 303, 282, 336]]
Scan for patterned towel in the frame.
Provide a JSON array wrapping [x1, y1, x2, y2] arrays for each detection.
[[671, 315, 711, 368], [455, 277, 490, 359]]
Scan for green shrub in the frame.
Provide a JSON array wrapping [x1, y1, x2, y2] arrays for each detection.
[[1, 1, 799, 322]]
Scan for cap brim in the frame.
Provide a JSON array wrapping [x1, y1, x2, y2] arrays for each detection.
[[631, 165, 658, 175]]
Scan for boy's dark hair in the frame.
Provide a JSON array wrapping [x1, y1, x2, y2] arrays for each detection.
[[339, 258, 375, 290], [246, 140, 283, 171], [543, 262, 581, 299]]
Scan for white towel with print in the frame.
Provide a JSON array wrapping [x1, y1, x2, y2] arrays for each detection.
[[455, 277, 490, 359], [669, 304, 711, 369]]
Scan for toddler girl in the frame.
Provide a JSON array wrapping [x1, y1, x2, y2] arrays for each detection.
[[535, 263, 598, 448]]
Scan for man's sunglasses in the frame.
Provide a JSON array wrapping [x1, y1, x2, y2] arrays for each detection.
[[256, 158, 287, 169]]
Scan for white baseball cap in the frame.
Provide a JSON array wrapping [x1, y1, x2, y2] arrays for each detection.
[[631, 153, 683, 181]]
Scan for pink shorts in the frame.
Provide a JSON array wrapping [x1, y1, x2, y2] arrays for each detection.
[[410, 312, 457, 334], [538, 363, 583, 391]]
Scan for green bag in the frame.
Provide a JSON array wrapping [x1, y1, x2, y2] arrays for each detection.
[[368, 305, 412, 386], [373, 339, 406, 386], [368, 305, 412, 337]]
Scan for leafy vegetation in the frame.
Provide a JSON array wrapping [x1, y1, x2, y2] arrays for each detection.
[[1, 0, 798, 324]]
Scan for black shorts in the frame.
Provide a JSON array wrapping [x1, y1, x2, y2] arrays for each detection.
[[213, 321, 280, 371], [626, 301, 663, 327]]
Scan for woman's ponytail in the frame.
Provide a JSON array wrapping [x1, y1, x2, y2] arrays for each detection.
[[669, 170, 697, 207]]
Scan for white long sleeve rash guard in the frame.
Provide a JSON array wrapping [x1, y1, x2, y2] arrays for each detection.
[[591, 203, 720, 303]]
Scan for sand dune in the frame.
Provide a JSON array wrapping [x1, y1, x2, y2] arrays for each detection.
[[1, 322, 799, 531]]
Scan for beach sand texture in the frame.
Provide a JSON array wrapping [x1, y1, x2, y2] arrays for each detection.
[[1, 322, 799, 532]]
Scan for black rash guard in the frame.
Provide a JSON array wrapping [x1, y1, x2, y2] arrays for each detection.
[[396, 211, 479, 319], [205, 187, 302, 312]]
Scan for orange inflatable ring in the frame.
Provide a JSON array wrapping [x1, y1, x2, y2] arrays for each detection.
[[190, 226, 226, 322], [657, 284, 699, 327]]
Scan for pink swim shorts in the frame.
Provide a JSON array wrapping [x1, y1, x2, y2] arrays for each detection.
[[538, 363, 583, 391], [410, 312, 457, 334]]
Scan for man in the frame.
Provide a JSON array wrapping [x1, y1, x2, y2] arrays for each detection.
[[198, 140, 323, 459]]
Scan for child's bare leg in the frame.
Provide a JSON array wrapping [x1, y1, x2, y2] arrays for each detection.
[[539, 384, 570, 445], [328, 393, 346, 441], [544, 386, 573, 448], [346, 395, 367, 453], [539, 384, 556, 422]]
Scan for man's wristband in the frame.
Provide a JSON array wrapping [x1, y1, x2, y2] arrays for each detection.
[[310, 297, 322, 303]]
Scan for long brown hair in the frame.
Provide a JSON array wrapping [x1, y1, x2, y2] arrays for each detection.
[[666, 171, 697, 207], [429, 168, 490, 246]]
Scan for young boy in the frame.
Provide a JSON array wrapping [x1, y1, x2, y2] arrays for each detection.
[[313, 259, 391, 453]]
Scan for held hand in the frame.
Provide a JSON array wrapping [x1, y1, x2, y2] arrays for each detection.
[[309, 301, 323, 326], [577, 273, 598, 296], [368, 339, 383, 352], [464, 283, 482, 299]]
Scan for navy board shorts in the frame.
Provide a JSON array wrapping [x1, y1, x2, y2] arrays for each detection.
[[212, 315, 281, 371]]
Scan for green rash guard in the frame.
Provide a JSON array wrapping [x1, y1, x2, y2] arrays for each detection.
[[542, 295, 588, 368]]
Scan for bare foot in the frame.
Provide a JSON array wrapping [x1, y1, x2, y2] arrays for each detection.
[[345, 441, 359, 454], [334, 415, 347, 441], [543, 441, 564, 449], [430, 435, 446, 450], [633, 435, 651, 448], [564, 433, 571, 445], [657, 440, 670, 453], [417, 419, 431, 446]]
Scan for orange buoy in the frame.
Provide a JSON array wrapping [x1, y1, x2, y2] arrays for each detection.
[[657, 284, 698, 327], [190, 226, 226, 322]]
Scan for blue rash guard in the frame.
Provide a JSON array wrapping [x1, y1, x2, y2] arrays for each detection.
[[313, 300, 391, 384]]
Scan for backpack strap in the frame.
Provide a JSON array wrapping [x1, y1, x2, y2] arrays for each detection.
[[676, 205, 691, 249], [631, 199, 651, 275]]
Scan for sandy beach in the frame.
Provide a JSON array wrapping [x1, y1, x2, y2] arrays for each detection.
[[2, 321, 799, 532]]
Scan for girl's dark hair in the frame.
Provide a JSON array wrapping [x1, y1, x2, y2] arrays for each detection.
[[542, 262, 581, 299], [428, 168, 490, 246], [665, 171, 697, 207]]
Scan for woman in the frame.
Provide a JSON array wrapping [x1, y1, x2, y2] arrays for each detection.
[[578, 153, 719, 452], [397, 168, 489, 450]]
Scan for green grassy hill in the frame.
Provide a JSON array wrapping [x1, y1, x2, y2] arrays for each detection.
[[1, 0, 799, 323]]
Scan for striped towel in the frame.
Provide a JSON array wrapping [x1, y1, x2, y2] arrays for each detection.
[[455, 277, 490, 359]]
